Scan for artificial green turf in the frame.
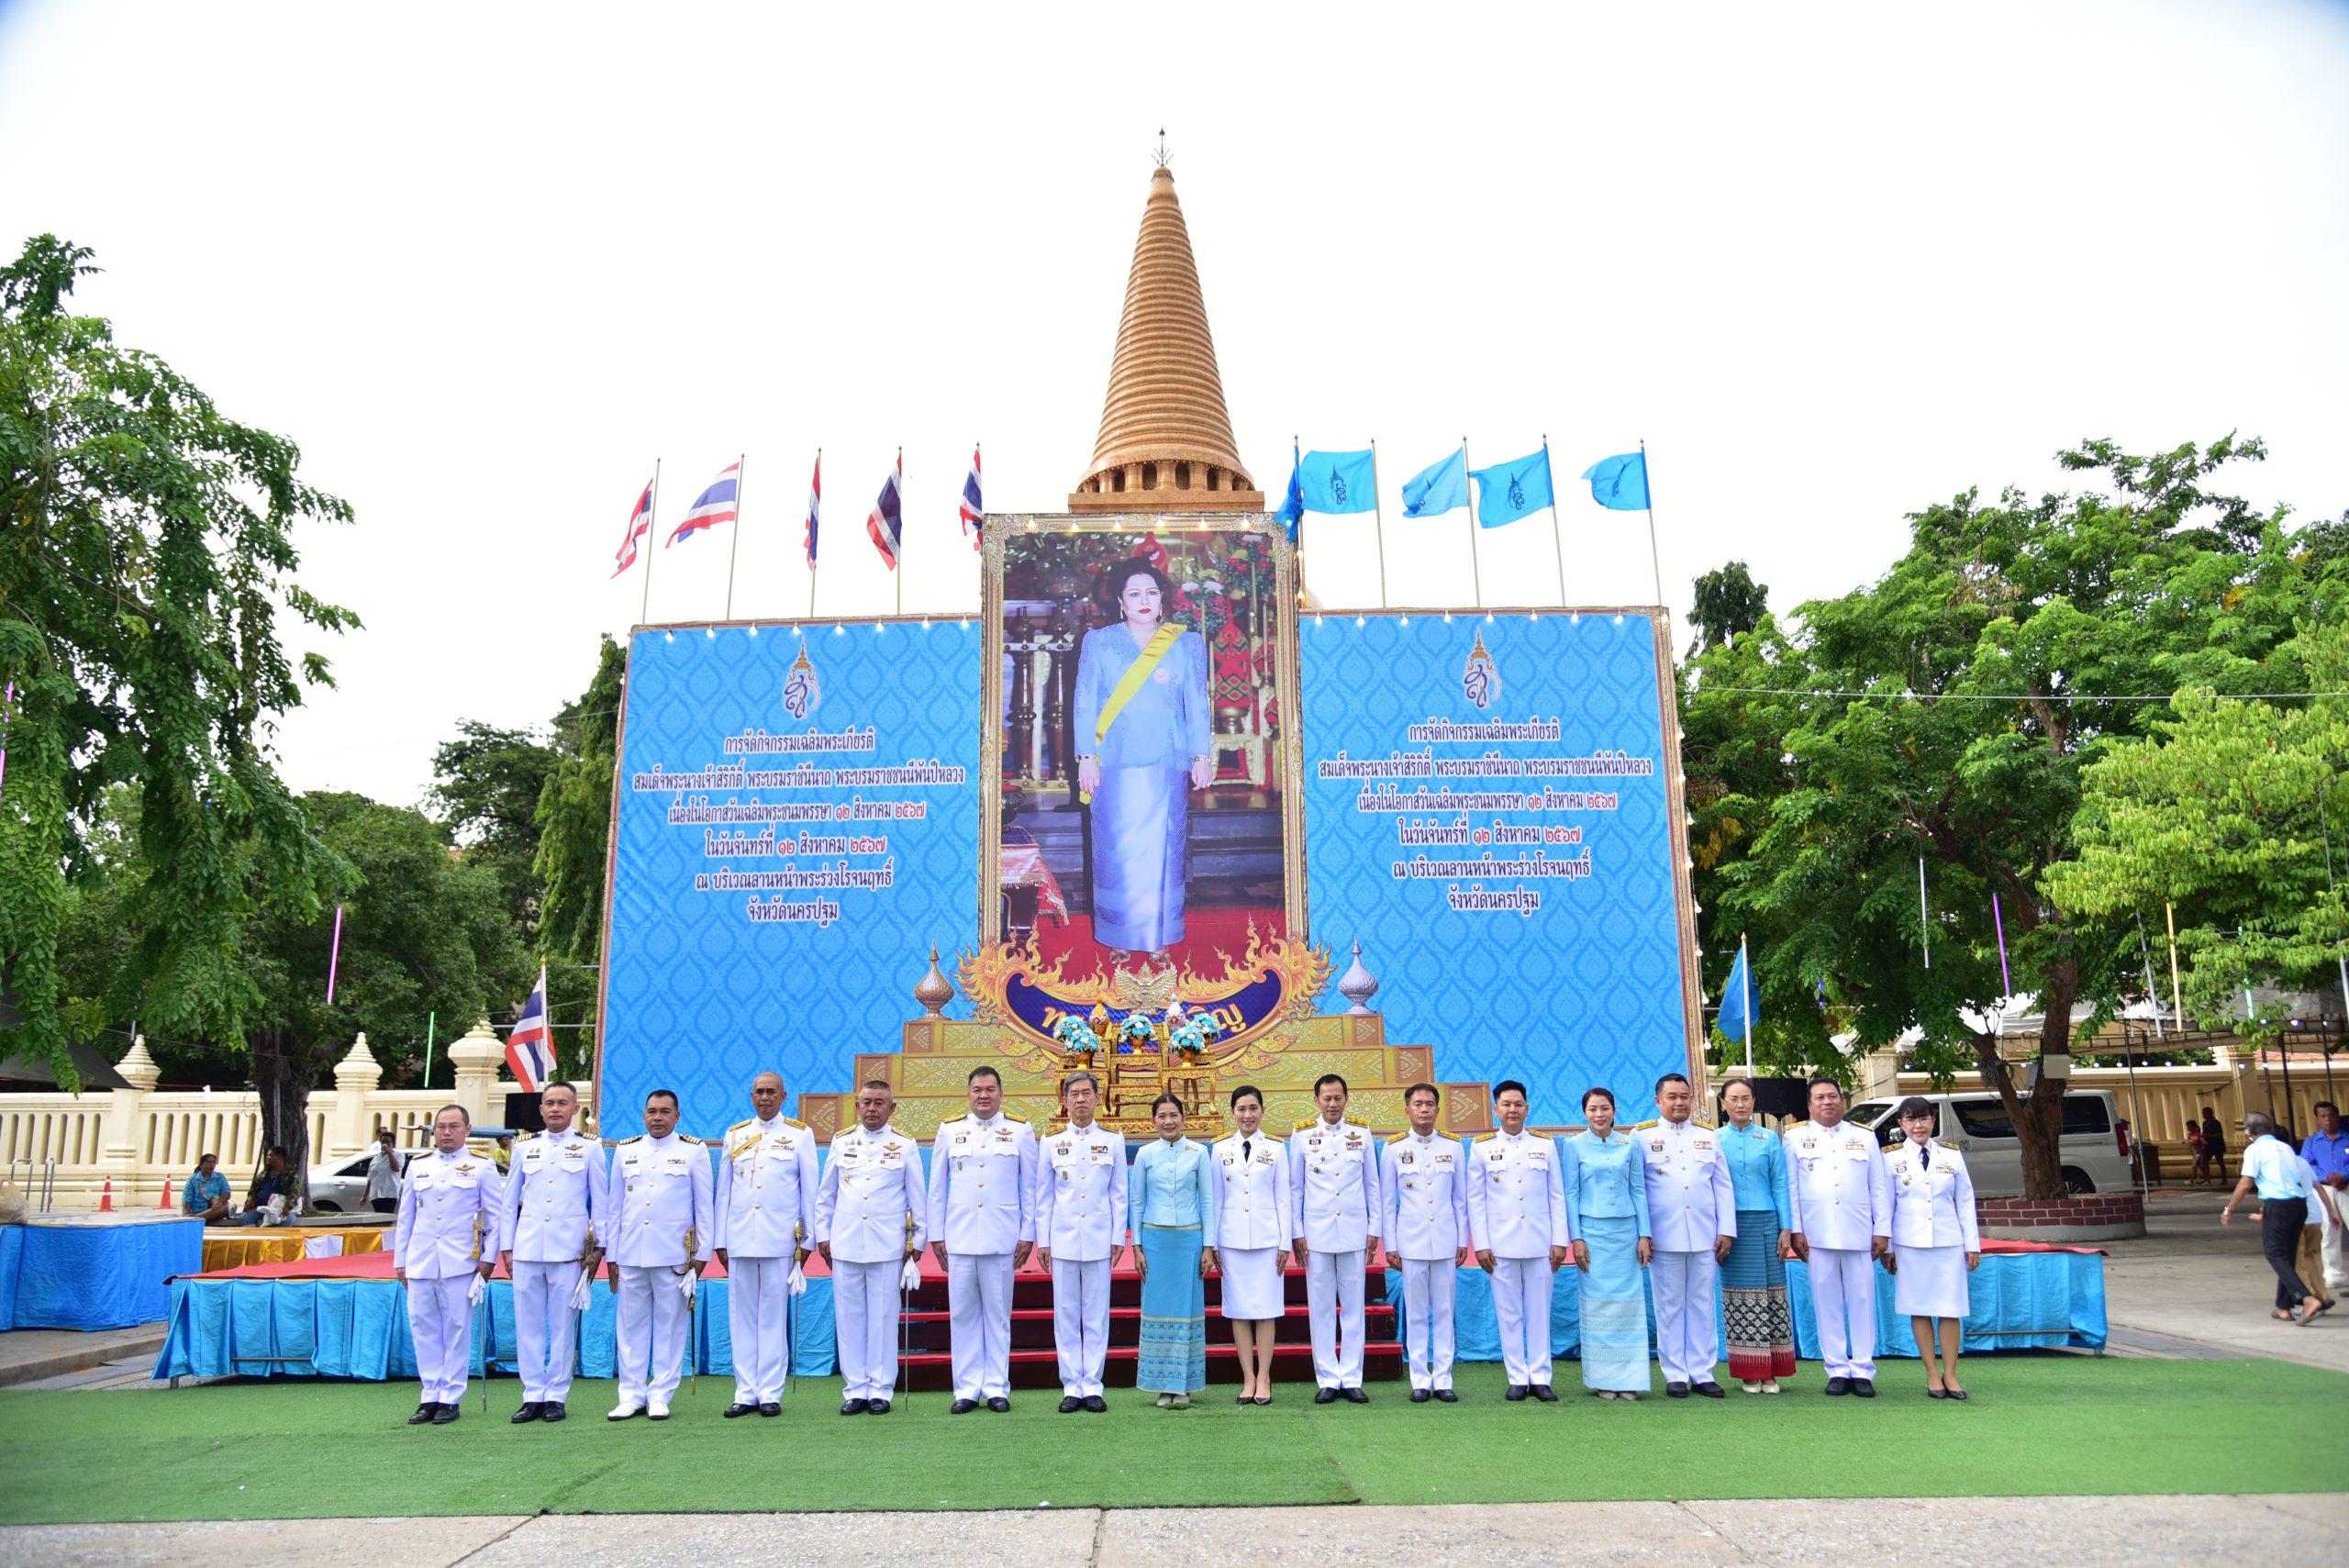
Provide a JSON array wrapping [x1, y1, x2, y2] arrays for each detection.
[[4, 1356, 2344, 1523]]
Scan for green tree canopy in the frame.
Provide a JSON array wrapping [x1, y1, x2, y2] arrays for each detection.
[[532, 634, 626, 1077], [429, 720, 559, 938]]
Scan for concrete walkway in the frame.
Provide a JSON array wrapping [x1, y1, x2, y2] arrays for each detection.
[[2103, 1189, 2348, 1373], [5, 1496, 2344, 1568]]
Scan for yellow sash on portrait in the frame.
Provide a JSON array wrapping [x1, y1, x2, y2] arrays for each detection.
[[1079, 624, 1181, 804]]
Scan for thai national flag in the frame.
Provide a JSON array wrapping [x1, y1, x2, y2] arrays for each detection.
[[610, 478, 654, 577], [959, 447, 983, 550], [668, 462, 740, 546], [866, 452, 903, 570], [804, 454, 821, 566], [504, 966, 554, 1093]]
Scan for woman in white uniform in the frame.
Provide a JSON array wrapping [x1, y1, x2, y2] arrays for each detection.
[[1885, 1095, 1981, 1399], [1208, 1084, 1292, 1405]]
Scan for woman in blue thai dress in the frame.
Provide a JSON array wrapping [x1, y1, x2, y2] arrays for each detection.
[[1131, 1093, 1215, 1407], [1073, 562, 1213, 963], [1717, 1078, 1797, 1394], [1563, 1086, 1653, 1400]]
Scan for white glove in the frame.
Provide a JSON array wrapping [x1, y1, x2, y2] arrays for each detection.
[[788, 1259, 807, 1296], [901, 1257, 923, 1293], [570, 1267, 594, 1311], [676, 1271, 697, 1305], [466, 1273, 487, 1306]]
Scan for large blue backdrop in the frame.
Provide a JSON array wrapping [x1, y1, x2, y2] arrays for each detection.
[[1297, 611, 1695, 1123], [599, 622, 982, 1138]]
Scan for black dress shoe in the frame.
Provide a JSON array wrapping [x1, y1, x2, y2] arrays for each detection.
[[841, 1398, 871, 1416], [1530, 1385, 1558, 1403], [722, 1401, 758, 1418], [1313, 1386, 1340, 1404], [1505, 1384, 1530, 1401], [1694, 1382, 1725, 1399], [407, 1404, 439, 1426], [987, 1396, 1010, 1413], [1665, 1381, 1690, 1398], [1824, 1376, 1853, 1396], [1059, 1396, 1084, 1413], [758, 1402, 781, 1417], [1083, 1396, 1107, 1413], [1945, 1388, 1967, 1402], [1433, 1388, 1458, 1403], [510, 1402, 542, 1424], [950, 1398, 979, 1414], [1926, 1387, 1948, 1400], [541, 1403, 567, 1422], [1409, 1388, 1431, 1403], [1342, 1386, 1368, 1404], [867, 1399, 892, 1415], [431, 1404, 460, 1424], [1852, 1378, 1876, 1398]]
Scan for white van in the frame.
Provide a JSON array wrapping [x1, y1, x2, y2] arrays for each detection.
[[1842, 1090, 2132, 1198]]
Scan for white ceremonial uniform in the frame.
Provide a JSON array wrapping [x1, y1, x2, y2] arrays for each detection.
[[498, 1128, 607, 1406], [926, 1110, 1037, 1401], [814, 1120, 927, 1402], [1784, 1118, 1893, 1379], [1034, 1118, 1129, 1399], [393, 1146, 503, 1407], [1887, 1138, 1980, 1320], [714, 1112, 820, 1406], [1464, 1128, 1570, 1389], [606, 1133, 715, 1410], [1636, 1116, 1739, 1386], [1208, 1131, 1291, 1319], [1289, 1115, 1379, 1390], [1383, 1128, 1470, 1392]]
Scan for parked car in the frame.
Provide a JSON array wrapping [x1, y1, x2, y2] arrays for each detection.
[[1843, 1089, 2130, 1196], [306, 1126, 518, 1212]]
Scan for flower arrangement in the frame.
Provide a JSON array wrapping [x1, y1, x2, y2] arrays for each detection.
[[1168, 1008, 1223, 1059], [1116, 1012, 1158, 1050], [1052, 1014, 1102, 1061]]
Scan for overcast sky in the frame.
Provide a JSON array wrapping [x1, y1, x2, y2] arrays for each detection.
[[4, 0, 2344, 809]]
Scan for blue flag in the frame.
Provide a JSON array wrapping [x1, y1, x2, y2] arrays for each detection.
[[1469, 446, 1553, 528], [1716, 945, 1757, 1045], [1400, 449, 1469, 518], [1273, 442, 1304, 539], [1297, 448, 1375, 515], [1580, 450, 1650, 511]]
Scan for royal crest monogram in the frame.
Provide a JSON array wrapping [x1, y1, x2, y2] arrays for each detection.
[[783, 640, 821, 721]]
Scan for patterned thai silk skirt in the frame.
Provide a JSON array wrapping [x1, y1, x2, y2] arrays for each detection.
[[1090, 765, 1187, 951], [1575, 1216, 1652, 1392], [1722, 1207, 1798, 1381], [1137, 1223, 1208, 1394]]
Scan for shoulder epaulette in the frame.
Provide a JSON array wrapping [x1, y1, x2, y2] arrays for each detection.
[[1344, 1114, 1369, 1128], [514, 1131, 538, 1143], [1694, 1118, 1717, 1130], [1473, 1130, 1497, 1143], [606, 1136, 640, 1147], [1634, 1118, 1660, 1129], [783, 1116, 807, 1129], [728, 1118, 754, 1132], [1785, 1120, 1809, 1130], [1935, 1138, 1959, 1150], [1294, 1118, 1318, 1131], [1386, 1130, 1411, 1145], [1001, 1110, 1030, 1123]]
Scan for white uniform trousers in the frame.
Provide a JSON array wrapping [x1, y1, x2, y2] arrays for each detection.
[[1489, 1255, 1554, 1388], [2322, 1212, 2349, 1291], [1650, 1249, 1721, 1385], [947, 1251, 1015, 1400], [1305, 1246, 1366, 1389], [834, 1258, 903, 1402], [1809, 1247, 1878, 1378], [510, 1260, 585, 1403], [1052, 1256, 1111, 1397], [406, 1273, 475, 1405], [614, 1263, 691, 1404], [727, 1254, 792, 1404], [1397, 1258, 1458, 1391]]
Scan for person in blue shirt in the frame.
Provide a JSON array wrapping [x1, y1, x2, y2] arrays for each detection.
[[2222, 1112, 2319, 1324], [182, 1153, 231, 1221], [2303, 1102, 2348, 1296], [1131, 1093, 1215, 1407], [1716, 1080, 1795, 1393]]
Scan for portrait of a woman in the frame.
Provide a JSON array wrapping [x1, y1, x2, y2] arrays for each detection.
[[1072, 560, 1213, 963]]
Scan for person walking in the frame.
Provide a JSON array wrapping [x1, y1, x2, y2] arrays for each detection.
[[2187, 1118, 2209, 1186], [1132, 1094, 1213, 1408], [1884, 1096, 1980, 1399], [2301, 1102, 2348, 1292], [2292, 1148, 2338, 1319], [1562, 1086, 1652, 1401], [2201, 1109, 2229, 1185], [1208, 1084, 1291, 1405], [2221, 1111, 2319, 1326], [1717, 1080, 1796, 1393]]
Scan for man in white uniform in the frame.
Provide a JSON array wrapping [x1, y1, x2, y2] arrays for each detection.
[[714, 1070, 819, 1419], [603, 1088, 713, 1420], [497, 1081, 606, 1422], [1383, 1081, 1470, 1402], [816, 1080, 927, 1415], [1466, 1079, 1570, 1402], [393, 1104, 502, 1426], [1784, 1076, 1893, 1396], [927, 1064, 1036, 1413], [1034, 1072, 1128, 1413], [1636, 1071, 1737, 1399], [1290, 1073, 1380, 1403]]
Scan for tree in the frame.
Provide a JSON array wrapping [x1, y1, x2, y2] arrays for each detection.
[[429, 720, 559, 937], [1683, 437, 2319, 1197], [532, 635, 626, 1078], [0, 236, 356, 1094], [1687, 561, 1768, 658]]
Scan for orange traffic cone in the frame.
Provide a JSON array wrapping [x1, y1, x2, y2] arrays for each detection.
[[99, 1177, 114, 1211], [158, 1180, 173, 1210]]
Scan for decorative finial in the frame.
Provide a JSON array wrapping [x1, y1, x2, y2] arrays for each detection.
[[1153, 128, 1169, 169], [1337, 939, 1380, 1015], [914, 945, 954, 1018]]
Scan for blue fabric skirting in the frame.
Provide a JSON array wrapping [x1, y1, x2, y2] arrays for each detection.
[[1136, 1225, 1206, 1394], [1090, 765, 1187, 951], [154, 1275, 839, 1381], [0, 1219, 203, 1330]]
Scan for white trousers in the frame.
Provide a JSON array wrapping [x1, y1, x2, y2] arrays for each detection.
[[947, 1251, 1015, 1400], [1650, 1249, 1721, 1385], [406, 1273, 474, 1405], [1490, 1255, 1555, 1387], [728, 1254, 792, 1403], [1397, 1257, 1458, 1390], [1809, 1247, 1877, 1379], [834, 1257, 903, 1401], [1052, 1256, 1111, 1396], [2322, 1209, 2349, 1290], [510, 1260, 585, 1403], [614, 1263, 690, 1404], [1305, 1245, 1365, 1388]]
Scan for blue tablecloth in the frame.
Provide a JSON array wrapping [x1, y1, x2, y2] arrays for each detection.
[[0, 1218, 203, 1329], [155, 1275, 840, 1382]]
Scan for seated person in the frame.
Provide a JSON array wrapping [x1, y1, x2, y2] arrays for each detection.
[[219, 1145, 296, 1227], [182, 1152, 231, 1221]]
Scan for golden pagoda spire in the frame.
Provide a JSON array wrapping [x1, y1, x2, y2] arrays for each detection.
[[1069, 153, 1262, 512]]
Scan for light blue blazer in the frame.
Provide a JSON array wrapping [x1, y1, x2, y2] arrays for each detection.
[[1072, 625, 1212, 769]]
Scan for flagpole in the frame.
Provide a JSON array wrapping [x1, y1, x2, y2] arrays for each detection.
[[1542, 437, 1566, 606], [807, 449, 821, 623], [723, 452, 747, 620], [2165, 900, 2184, 1025], [894, 446, 904, 618], [639, 458, 662, 628], [1740, 932, 1753, 1077], [1462, 439, 1482, 608], [1640, 438, 1665, 611], [1368, 439, 1389, 609], [1291, 435, 1308, 612], [1919, 856, 1932, 969]]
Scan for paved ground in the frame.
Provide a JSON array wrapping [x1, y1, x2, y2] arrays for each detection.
[[3, 1495, 2343, 1568], [2103, 1189, 2348, 1373]]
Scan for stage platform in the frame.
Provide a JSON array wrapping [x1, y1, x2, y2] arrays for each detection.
[[1, 1212, 202, 1331]]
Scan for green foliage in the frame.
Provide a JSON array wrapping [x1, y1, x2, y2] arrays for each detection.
[[1687, 560, 1767, 658], [0, 236, 356, 1089], [429, 720, 559, 937]]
